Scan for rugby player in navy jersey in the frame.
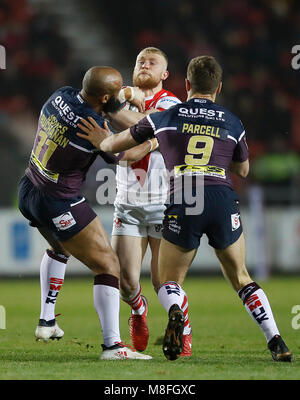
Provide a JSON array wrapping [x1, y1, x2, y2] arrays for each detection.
[[77, 56, 292, 362], [18, 66, 155, 360]]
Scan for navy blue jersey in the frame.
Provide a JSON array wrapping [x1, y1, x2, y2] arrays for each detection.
[[26, 86, 121, 198], [130, 98, 248, 193]]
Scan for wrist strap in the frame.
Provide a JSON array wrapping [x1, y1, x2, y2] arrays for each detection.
[[147, 139, 154, 152], [118, 88, 126, 104], [128, 87, 135, 102]]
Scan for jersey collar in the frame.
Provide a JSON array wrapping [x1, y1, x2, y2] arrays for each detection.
[[76, 92, 85, 104], [188, 97, 213, 104], [144, 88, 165, 101]]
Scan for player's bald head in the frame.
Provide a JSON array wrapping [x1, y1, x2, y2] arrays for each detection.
[[82, 66, 123, 98]]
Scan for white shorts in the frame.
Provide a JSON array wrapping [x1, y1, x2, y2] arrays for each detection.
[[112, 202, 165, 239]]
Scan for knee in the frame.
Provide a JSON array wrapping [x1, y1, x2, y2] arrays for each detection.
[[102, 250, 120, 274], [151, 276, 160, 294], [120, 271, 139, 297], [233, 270, 253, 292], [90, 249, 120, 277]]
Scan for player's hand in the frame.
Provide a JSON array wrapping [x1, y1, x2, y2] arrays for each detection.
[[77, 117, 110, 149], [129, 87, 145, 113]]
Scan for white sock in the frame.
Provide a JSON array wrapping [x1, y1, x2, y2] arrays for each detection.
[[120, 283, 146, 316], [158, 281, 191, 335], [39, 249, 67, 322], [93, 274, 121, 347], [239, 282, 280, 342]]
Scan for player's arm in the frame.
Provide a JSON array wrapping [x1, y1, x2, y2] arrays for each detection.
[[107, 109, 146, 132], [229, 159, 249, 178], [77, 116, 156, 161], [107, 89, 173, 131], [77, 117, 139, 152], [100, 129, 138, 153], [96, 137, 157, 165], [119, 138, 158, 164], [105, 86, 146, 131], [230, 128, 249, 178], [100, 137, 158, 165], [77, 116, 154, 154]]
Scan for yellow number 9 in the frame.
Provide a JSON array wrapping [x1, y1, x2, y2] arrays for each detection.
[[185, 135, 214, 165]]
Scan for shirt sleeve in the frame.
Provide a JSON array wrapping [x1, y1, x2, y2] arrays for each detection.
[[232, 132, 249, 162], [98, 151, 125, 164], [130, 115, 155, 143], [155, 96, 181, 111]]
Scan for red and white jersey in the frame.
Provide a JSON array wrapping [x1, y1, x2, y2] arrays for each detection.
[[144, 89, 181, 111], [116, 89, 181, 206]]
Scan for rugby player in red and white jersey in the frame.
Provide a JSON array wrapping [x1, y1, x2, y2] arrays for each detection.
[[107, 48, 192, 356]]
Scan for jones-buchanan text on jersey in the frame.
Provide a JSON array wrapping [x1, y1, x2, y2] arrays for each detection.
[[130, 98, 248, 194]]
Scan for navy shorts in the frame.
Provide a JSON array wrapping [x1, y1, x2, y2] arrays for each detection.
[[18, 175, 97, 241], [163, 185, 243, 250]]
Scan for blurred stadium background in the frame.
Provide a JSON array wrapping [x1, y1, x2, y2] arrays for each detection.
[[0, 0, 299, 279]]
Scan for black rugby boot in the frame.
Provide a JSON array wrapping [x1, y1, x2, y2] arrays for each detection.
[[163, 304, 185, 361], [268, 334, 292, 362]]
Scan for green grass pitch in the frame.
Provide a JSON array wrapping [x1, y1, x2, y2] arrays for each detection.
[[0, 275, 299, 380]]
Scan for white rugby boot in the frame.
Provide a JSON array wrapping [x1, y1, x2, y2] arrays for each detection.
[[100, 342, 152, 360], [35, 319, 64, 341]]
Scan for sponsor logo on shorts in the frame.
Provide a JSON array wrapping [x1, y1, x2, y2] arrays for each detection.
[[52, 212, 76, 231], [114, 217, 123, 229], [167, 215, 181, 234], [231, 213, 240, 231], [155, 224, 162, 233]]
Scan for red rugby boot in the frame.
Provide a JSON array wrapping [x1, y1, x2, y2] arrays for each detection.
[[180, 332, 192, 357], [129, 295, 149, 351]]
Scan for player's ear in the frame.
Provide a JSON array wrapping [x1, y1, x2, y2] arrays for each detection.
[[185, 78, 191, 92], [216, 81, 222, 94], [100, 94, 110, 104], [162, 70, 169, 81]]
